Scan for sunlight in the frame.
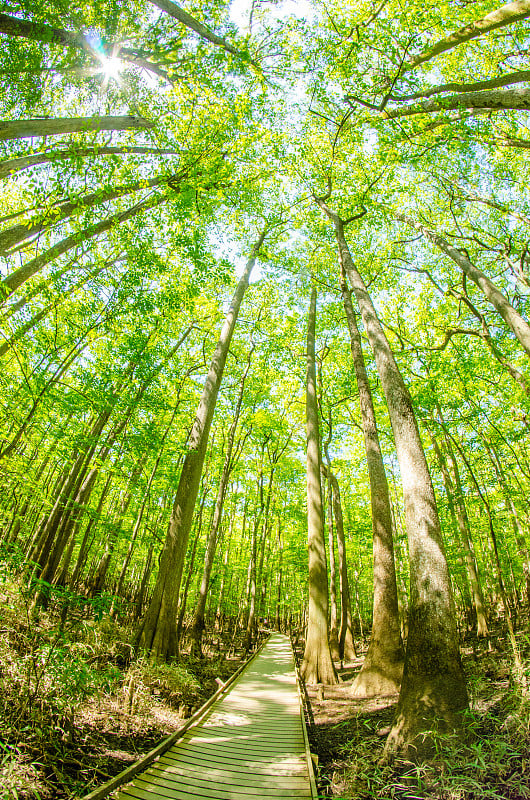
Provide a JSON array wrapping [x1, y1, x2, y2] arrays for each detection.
[[100, 56, 122, 82]]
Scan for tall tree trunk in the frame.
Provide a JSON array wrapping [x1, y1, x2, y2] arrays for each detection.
[[300, 286, 337, 685], [317, 199, 467, 756], [482, 437, 530, 607], [451, 433, 524, 677], [190, 347, 253, 656], [326, 474, 341, 660], [340, 269, 404, 696], [135, 227, 268, 658], [329, 472, 357, 660]]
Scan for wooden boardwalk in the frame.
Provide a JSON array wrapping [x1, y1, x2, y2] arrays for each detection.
[[114, 634, 316, 800]]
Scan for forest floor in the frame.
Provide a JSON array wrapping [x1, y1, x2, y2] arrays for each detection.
[[305, 632, 530, 799], [1, 638, 246, 800], [0, 573, 251, 800]]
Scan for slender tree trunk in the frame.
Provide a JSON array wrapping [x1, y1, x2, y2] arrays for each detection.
[[189, 347, 253, 655], [386, 0, 530, 81], [316, 199, 467, 755], [300, 286, 337, 685], [326, 475, 341, 660], [1, 193, 168, 298], [341, 270, 404, 695], [276, 519, 283, 632], [430, 429, 489, 637], [0, 260, 115, 358], [382, 86, 530, 119], [444, 428, 524, 679], [147, 0, 249, 60], [395, 213, 530, 358], [329, 472, 357, 660], [483, 438, 530, 607], [135, 227, 267, 658], [0, 174, 172, 254]]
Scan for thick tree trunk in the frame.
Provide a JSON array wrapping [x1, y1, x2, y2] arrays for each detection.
[[135, 228, 267, 659], [300, 286, 337, 685], [340, 271, 404, 696], [0, 115, 153, 141], [317, 200, 467, 755]]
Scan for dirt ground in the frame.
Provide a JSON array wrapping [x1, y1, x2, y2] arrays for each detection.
[[304, 654, 398, 797]]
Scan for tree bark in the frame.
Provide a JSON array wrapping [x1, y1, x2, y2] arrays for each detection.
[[135, 226, 268, 659], [0, 260, 115, 358], [147, 0, 248, 60], [340, 270, 404, 696], [300, 286, 337, 685], [317, 198, 467, 756]]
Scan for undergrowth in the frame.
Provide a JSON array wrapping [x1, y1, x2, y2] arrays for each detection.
[[0, 544, 225, 799], [333, 644, 530, 799]]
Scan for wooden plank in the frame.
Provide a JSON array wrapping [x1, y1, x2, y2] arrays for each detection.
[[146, 761, 309, 787], [156, 751, 308, 776], [134, 771, 313, 796], [167, 740, 306, 760]]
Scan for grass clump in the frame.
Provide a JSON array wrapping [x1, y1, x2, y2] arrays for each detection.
[[122, 658, 202, 713]]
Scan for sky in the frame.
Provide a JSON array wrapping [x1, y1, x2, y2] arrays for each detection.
[[229, 0, 316, 31]]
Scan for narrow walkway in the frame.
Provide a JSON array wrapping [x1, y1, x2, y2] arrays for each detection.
[[115, 634, 315, 800]]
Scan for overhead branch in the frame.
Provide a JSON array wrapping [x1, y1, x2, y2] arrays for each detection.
[[381, 86, 530, 119], [147, 0, 255, 66], [389, 69, 530, 103], [403, 0, 530, 75]]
